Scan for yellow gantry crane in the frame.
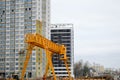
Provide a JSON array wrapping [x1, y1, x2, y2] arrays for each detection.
[[20, 33, 71, 80]]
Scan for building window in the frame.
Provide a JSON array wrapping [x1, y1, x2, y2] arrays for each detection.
[[16, 67, 18, 70], [12, 9, 14, 12], [32, 62, 35, 65], [32, 67, 35, 70], [16, 63, 18, 65], [29, 8, 31, 10]]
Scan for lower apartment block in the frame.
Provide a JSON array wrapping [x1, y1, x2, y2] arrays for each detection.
[[50, 24, 74, 77]]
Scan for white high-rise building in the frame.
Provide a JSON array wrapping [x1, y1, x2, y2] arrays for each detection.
[[50, 24, 74, 77], [0, 0, 50, 78]]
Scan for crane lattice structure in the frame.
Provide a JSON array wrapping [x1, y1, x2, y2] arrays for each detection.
[[20, 33, 71, 80]]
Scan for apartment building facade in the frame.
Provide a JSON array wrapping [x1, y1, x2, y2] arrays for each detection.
[[0, 0, 50, 78], [50, 24, 74, 77]]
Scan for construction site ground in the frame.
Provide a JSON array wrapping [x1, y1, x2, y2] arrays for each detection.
[[0, 77, 111, 80]]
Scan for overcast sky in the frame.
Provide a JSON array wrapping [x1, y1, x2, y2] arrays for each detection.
[[51, 0, 120, 69]]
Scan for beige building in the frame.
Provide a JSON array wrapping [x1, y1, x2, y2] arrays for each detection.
[[92, 63, 104, 76]]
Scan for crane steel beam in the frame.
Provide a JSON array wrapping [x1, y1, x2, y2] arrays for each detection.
[[25, 33, 67, 59]]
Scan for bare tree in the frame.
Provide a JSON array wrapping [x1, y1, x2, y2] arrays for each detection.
[[74, 60, 83, 78], [74, 60, 92, 78]]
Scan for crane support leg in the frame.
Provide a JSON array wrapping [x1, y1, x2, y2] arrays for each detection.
[[43, 50, 56, 80], [49, 54, 56, 80], [64, 60, 72, 80], [21, 44, 34, 80], [43, 59, 49, 79]]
